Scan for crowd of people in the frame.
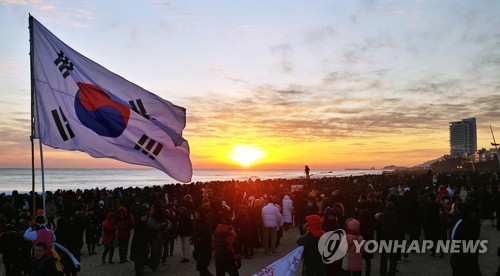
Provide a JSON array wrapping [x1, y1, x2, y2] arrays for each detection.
[[0, 170, 498, 276]]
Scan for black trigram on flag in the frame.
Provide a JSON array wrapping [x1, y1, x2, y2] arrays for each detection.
[[54, 51, 74, 78], [129, 99, 150, 119], [134, 134, 164, 160], [51, 107, 75, 141]]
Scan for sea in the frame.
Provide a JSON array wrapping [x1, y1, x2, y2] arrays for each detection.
[[0, 168, 385, 193]]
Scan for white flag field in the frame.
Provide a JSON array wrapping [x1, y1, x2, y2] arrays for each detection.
[[253, 246, 304, 276], [30, 16, 192, 182]]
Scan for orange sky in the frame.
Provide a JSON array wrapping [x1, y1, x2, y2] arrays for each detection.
[[0, 128, 458, 170]]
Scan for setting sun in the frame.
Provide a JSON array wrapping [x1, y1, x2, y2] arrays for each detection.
[[228, 144, 267, 167]]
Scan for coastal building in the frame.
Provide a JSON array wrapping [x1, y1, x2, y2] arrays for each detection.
[[449, 118, 477, 158]]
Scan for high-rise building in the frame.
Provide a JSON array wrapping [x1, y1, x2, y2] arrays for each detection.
[[449, 118, 477, 157]]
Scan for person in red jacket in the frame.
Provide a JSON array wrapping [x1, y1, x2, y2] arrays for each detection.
[[101, 211, 117, 264], [117, 207, 135, 263]]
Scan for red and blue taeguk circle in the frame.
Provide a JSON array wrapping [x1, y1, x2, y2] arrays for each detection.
[[74, 82, 130, 138]]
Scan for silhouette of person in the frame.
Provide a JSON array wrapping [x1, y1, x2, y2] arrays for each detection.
[[305, 165, 310, 180]]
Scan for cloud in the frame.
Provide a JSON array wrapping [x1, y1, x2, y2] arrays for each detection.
[[185, 85, 407, 143], [182, 60, 500, 149], [0, 0, 30, 6], [1, 0, 95, 29], [204, 68, 249, 84], [305, 26, 335, 44], [151, 0, 176, 9], [271, 43, 293, 73]]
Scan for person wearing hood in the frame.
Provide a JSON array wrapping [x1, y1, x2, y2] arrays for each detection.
[[192, 208, 213, 276], [212, 214, 241, 276], [101, 211, 117, 264], [322, 207, 340, 232], [297, 215, 325, 276], [282, 195, 293, 231], [449, 203, 481, 276], [321, 207, 342, 276], [117, 206, 135, 263], [342, 218, 364, 276]]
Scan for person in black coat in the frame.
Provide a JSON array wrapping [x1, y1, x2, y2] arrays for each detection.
[[147, 205, 169, 271], [233, 205, 251, 259], [301, 198, 319, 234], [358, 197, 375, 276], [247, 201, 262, 256], [55, 215, 82, 275], [83, 209, 99, 255], [293, 191, 306, 235], [424, 193, 442, 257], [162, 207, 178, 262], [0, 224, 25, 276], [297, 215, 324, 276], [191, 207, 213, 276], [177, 207, 193, 263], [30, 242, 63, 276], [130, 206, 149, 276], [212, 214, 241, 276], [450, 203, 481, 276], [400, 187, 422, 260], [17, 223, 34, 275], [377, 202, 401, 276]]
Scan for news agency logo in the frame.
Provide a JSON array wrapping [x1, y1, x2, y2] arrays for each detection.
[[318, 230, 488, 262], [318, 229, 349, 264]]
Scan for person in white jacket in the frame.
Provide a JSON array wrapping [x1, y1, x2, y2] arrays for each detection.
[[261, 198, 283, 255], [282, 195, 293, 231]]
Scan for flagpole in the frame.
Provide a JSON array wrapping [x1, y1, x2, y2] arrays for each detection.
[[29, 14, 37, 216], [38, 139, 46, 212], [29, 15, 47, 212]]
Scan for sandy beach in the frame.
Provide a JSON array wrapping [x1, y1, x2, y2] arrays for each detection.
[[26, 220, 496, 276]]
